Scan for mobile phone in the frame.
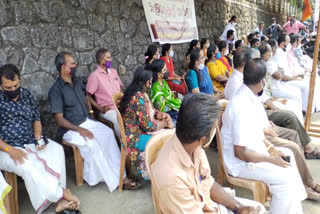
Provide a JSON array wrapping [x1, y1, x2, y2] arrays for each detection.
[[172, 80, 182, 85], [37, 136, 49, 146], [282, 156, 290, 163]]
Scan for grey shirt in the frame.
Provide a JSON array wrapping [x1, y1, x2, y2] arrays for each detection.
[[48, 76, 88, 135]]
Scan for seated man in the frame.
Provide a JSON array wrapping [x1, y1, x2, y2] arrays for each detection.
[[87, 48, 122, 138], [0, 64, 79, 213], [152, 93, 266, 214], [49, 52, 137, 191], [222, 59, 307, 213]]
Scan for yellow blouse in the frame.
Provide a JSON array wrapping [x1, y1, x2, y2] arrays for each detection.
[[207, 60, 226, 92]]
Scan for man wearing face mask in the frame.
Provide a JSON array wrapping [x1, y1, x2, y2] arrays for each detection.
[[49, 52, 137, 192], [220, 15, 238, 42], [86, 48, 123, 138], [283, 15, 306, 35], [152, 93, 266, 214], [267, 17, 283, 40], [0, 64, 81, 213], [222, 58, 307, 214], [250, 38, 260, 59]]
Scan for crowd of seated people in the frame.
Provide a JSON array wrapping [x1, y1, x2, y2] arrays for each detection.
[[1, 14, 320, 214]]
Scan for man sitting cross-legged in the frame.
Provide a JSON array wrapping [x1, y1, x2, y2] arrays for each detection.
[[0, 64, 80, 213], [152, 93, 266, 214], [49, 52, 138, 191]]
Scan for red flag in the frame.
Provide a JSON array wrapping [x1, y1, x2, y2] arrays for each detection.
[[302, 0, 313, 22], [287, 12, 289, 22]]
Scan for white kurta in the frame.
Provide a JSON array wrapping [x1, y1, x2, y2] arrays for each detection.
[[0, 140, 66, 214], [274, 48, 320, 111], [224, 69, 243, 100], [220, 23, 237, 43], [266, 56, 303, 107], [221, 85, 307, 214], [63, 118, 123, 192]]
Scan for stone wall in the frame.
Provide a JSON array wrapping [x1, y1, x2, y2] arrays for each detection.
[[0, 0, 286, 140]]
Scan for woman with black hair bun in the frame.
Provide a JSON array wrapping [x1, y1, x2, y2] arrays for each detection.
[[119, 67, 173, 181], [144, 44, 159, 70]]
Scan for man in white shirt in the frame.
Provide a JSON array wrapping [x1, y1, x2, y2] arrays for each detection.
[[220, 16, 237, 43], [222, 59, 307, 214], [274, 34, 316, 112]]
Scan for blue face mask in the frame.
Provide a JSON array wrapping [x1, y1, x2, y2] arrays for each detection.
[[216, 52, 222, 59], [255, 46, 259, 50]]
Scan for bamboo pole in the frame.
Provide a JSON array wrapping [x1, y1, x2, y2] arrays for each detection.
[[304, 9, 320, 131]]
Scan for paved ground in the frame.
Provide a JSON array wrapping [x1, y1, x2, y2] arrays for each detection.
[[19, 115, 320, 214]]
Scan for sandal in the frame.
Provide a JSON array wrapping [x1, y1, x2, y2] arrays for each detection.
[[305, 148, 320, 159], [313, 183, 320, 194], [123, 178, 142, 190]]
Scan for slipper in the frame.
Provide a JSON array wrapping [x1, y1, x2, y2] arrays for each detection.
[[123, 179, 142, 190], [305, 148, 320, 160], [56, 210, 81, 214]]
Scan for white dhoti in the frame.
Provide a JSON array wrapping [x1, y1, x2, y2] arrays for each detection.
[[99, 110, 120, 138], [271, 83, 302, 109], [0, 172, 11, 214], [272, 99, 304, 124], [0, 140, 66, 214], [237, 147, 307, 214], [63, 118, 123, 192]]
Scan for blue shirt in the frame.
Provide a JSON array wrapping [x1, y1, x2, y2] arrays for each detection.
[[186, 67, 214, 95], [0, 88, 40, 147]]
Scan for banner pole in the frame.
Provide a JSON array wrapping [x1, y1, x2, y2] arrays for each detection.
[[304, 7, 320, 131]]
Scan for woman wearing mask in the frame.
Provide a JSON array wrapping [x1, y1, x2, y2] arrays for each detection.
[[217, 41, 233, 75], [160, 43, 187, 95], [149, 59, 181, 122], [119, 67, 174, 181], [200, 38, 210, 58], [185, 49, 214, 95], [144, 44, 160, 70], [206, 45, 228, 94]]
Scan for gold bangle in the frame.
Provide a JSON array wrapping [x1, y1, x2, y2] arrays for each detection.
[[4, 147, 9, 152], [89, 110, 94, 114], [267, 144, 274, 152]]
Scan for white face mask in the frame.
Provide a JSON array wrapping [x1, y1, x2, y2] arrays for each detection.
[[232, 22, 237, 27], [286, 43, 292, 52], [198, 64, 205, 70], [272, 23, 276, 26], [157, 54, 160, 59], [206, 43, 210, 48], [225, 49, 229, 56], [169, 50, 174, 58]]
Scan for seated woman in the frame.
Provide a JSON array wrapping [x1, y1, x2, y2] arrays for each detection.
[[200, 38, 210, 58], [185, 48, 213, 95], [206, 45, 228, 93], [217, 40, 233, 75], [119, 67, 174, 181], [184, 39, 200, 68], [144, 44, 159, 70], [160, 43, 187, 95], [149, 59, 181, 122]]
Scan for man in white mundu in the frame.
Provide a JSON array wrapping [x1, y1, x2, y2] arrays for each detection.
[[49, 52, 137, 192], [0, 64, 79, 213], [274, 33, 320, 112], [222, 59, 307, 214]]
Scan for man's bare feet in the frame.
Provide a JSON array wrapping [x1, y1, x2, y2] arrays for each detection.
[[64, 189, 80, 210], [56, 199, 74, 212]]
